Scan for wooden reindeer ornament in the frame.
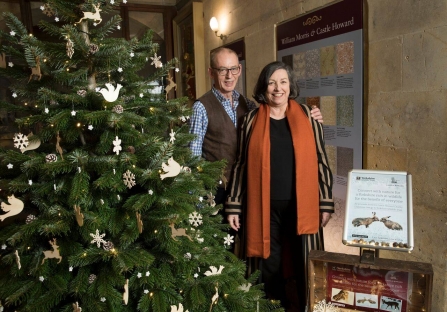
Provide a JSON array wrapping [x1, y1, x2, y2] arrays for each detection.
[[209, 286, 219, 312], [15, 250, 21, 270], [74, 205, 84, 226], [136, 212, 143, 233], [76, 3, 102, 25], [164, 72, 177, 99], [41, 238, 62, 264], [123, 279, 129, 305], [56, 131, 64, 160], [28, 56, 42, 82], [169, 222, 192, 241]]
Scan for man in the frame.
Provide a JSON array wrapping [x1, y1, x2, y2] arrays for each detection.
[[189, 47, 323, 205]]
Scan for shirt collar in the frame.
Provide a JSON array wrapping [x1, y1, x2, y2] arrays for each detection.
[[211, 86, 240, 104]]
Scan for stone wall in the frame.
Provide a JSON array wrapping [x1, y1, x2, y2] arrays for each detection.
[[202, 0, 447, 310]]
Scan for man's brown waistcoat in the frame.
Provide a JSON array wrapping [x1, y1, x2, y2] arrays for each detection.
[[198, 90, 248, 184]]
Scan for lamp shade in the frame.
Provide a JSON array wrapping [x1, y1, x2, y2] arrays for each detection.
[[209, 17, 219, 32]]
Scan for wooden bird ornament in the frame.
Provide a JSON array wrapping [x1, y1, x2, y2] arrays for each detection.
[[0, 194, 24, 221]]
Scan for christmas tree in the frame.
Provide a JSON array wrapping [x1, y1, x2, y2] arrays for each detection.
[[0, 2, 281, 311]]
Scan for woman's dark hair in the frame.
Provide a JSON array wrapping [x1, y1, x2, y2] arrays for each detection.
[[252, 61, 299, 104]]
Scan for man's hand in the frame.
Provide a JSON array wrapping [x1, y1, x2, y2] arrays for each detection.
[[227, 214, 240, 231], [311, 105, 324, 123], [321, 212, 331, 227]]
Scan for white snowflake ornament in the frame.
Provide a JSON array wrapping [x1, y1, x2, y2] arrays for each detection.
[[13, 133, 29, 150], [224, 234, 234, 246], [55, 17, 59, 22], [137, 272, 142, 278], [169, 129, 176, 144], [123, 170, 136, 188], [28, 180, 33, 186], [175, 67, 179, 72], [117, 67, 123, 72], [148, 189, 153, 195], [71, 110, 76, 116], [10, 31, 15, 36], [69, 266, 73, 271], [8, 62, 14, 68], [7, 163, 13, 169], [44, 107, 49, 114], [100, 297, 106, 302], [144, 289, 149, 294], [146, 271, 150, 276], [90, 229, 107, 247], [88, 125, 93, 130], [39, 276, 45, 282], [130, 52, 134, 57], [188, 212, 203, 227], [117, 25, 121, 30], [150, 53, 162, 68], [1, 244, 6, 249], [113, 136, 122, 155]]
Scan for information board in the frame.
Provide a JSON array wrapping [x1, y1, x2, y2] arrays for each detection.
[[342, 170, 414, 252], [276, 0, 364, 200]]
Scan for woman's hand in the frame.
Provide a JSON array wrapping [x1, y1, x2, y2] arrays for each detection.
[[321, 212, 332, 227], [311, 105, 324, 123], [227, 214, 240, 231]]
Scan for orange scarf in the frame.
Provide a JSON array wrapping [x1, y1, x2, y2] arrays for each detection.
[[246, 99, 319, 258]]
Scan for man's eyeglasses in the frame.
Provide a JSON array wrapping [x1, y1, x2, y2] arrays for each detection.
[[212, 66, 241, 76]]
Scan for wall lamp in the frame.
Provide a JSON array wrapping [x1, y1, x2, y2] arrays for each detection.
[[209, 17, 227, 40]]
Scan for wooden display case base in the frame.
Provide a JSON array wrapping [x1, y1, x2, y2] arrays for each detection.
[[308, 250, 432, 312]]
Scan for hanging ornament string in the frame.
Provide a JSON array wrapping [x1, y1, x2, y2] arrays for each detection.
[[108, 59, 111, 83], [118, 57, 122, 73], [71, 100, 76, 116]]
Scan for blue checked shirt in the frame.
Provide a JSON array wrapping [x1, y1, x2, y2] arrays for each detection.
[[189, 87, 257, 156]]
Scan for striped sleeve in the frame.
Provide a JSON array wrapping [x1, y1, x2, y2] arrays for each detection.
[[225, 109, 258, 215], [301, 104, 334, 213]]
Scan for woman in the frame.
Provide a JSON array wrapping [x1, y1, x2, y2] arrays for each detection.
[[225, 61, 334, 311]]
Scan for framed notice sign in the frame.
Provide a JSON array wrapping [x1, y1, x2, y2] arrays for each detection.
[[342, 170, 414, 252]]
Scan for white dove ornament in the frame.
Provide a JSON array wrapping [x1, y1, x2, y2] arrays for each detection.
[[204, 265, 224, 276], [98, 83, 122, 102], [21, 133, 41, 153], [160, 157, 182, 180], [0, 194, 24, 221], [170, 303, 189, 312]]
